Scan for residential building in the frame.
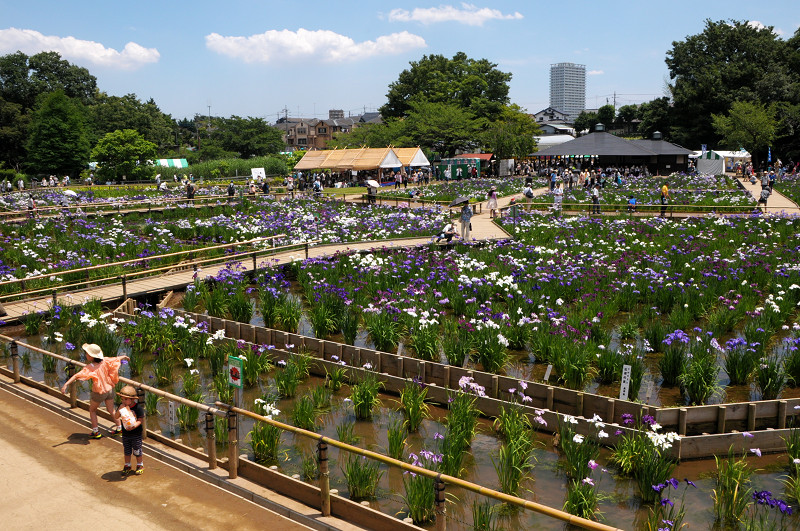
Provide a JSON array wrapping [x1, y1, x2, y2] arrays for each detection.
[[276, 110, 382, 150], [549, 62, 586, 121]]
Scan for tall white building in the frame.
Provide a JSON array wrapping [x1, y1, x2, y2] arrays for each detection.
[[549, 62, 586, 121]]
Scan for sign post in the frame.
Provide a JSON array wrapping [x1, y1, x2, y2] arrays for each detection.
[[619, 364, 632, 401], [168, 400, 176, 433]]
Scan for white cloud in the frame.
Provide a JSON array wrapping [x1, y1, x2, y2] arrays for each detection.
[[747, 20, 784, 35], [588, 70, 604, 76], [0, 28, 159, 70], [206, 28, 426, 63], [388, 3, 523, 26]]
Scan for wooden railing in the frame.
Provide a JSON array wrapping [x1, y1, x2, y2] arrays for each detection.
[[0, 334, 621, 531]]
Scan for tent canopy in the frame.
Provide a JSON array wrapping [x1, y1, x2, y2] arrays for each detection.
[[153, 158, 189, 168], [294, 147, 427, 171], [393, 147, 430, 167]]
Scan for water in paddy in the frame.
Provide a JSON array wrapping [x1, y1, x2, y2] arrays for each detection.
[[6, 333, 800, 530]]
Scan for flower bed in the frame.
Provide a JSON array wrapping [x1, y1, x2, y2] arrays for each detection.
[[5, 298, 800, 530], [0, 198, 445, 292], [376, 177, 548, 203]]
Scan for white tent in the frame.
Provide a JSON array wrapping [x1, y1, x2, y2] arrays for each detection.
[[695, 150, 725, 175], [692, 149, 750, 174]]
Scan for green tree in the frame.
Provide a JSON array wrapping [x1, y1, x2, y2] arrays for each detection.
[[712, 101, 777, 169], [216, 116, 284, 158], [26, 91, 90, 175], [638, 97, 673, 140], [573, 111, 599, 135], [615, 104, 639, 135], [0, 96, 29, 170], [597, 104, 616, 128], [666, 19, 794, 148], [0, 51, 97, 110], [482, 104, 540, 159], [402, 99, 484, 157], [88, 93, 175, 150], [90, 129, 158, 182], [327, 120, 410, 149], [381, 52, 511, 121]]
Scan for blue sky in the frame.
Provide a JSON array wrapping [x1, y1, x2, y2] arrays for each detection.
[[1, 1, 797, 122]]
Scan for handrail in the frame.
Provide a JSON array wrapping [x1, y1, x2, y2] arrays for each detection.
[[217, 400, 622, 531], [1, 191, 226, 212], [0, 334, 225, 416], [0, 333, 618, 529], [0, 235, 285, 289], [0, 239, 315, 302]]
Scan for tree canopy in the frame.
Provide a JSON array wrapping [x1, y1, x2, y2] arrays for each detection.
[[381, 52, 511, 121], [90, 129, 158, 182], [712, 101, 777, 168], [0, 51, 97, 111], [666, 19, 798, 149], [26, 91, 90, 176], [214, 116, 284, 158]]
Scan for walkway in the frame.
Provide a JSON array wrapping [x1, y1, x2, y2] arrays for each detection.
[[1, 188, 535, 322], [0, 379, 362, 530], [737, 175, 800, 215]]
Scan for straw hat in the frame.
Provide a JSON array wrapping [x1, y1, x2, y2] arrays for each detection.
[[117, 385, 137, 399], [490, 186, 497, 191], [82, 343, 104, 360]]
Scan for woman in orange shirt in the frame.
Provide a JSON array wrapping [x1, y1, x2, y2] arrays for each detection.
[[61, 344, 129, 439]]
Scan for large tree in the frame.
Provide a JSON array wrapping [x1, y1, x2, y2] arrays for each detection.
[[573, 111, 599, 136], [216, 116, 284, 158], [666, 19, 794, 148], [0, 96, 29, 170], [90, 129, 158, 182], [26, 91, 90, 176], [712, 101, 777, 169], [88, 94, 175, 150], [327, 121, 410, 149], [381, 52, 511, 121], [482, 105, 540, 159], [638, 97, 673, 140], [0, 51, 97, 111], [401, 99, 485, 157]]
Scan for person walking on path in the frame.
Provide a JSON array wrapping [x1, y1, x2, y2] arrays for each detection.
[[486, 185, 498, 219], [522, 180, 534, 212], [553, 182, 563, 214], [115, 385, 145, 476], [61, 344, 128, 439], [757, 187, 770, 213], [591, 184, 601, 215], [459, 202, 473, 241], [660, 183, 670, 217]]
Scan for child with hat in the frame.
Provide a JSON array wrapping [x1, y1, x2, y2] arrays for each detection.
[[114, 385, 145, 476], [61, 343, 129, 439]]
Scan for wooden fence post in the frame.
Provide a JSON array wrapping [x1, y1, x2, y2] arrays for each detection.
[[546, 386, 554, 410], [205, 412, 217, 469], [318, 438, 331, 516], [227, 408, 238, 479], [779, 400, 788, 430], [717, 405, 727, 434], [10, 341, 20, 383], [678, 408, 687, 436], [747, 403, 757, 432], [136, 387, 147, 439], [434, 475, 446, 531]]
